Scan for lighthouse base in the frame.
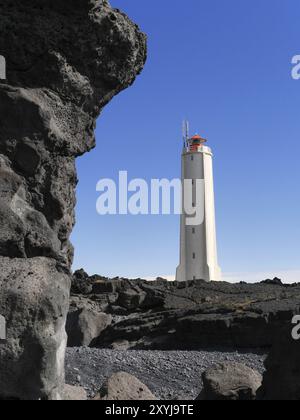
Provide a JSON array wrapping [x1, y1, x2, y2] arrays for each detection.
[[176, 263, 222, 282]]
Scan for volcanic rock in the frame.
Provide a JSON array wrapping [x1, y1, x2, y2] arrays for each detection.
[[258, 329, 300, 400], [67, 308, 112, 347], [0, 257, 70, 400], [72, 269, 93, 295], [95, 372, 157, 400], [0, 0, 146, 400], [197, 362, 262, 400], [63, 384, 88, 401], [70, 274, 300, 350], [261, 277, 283, 286]]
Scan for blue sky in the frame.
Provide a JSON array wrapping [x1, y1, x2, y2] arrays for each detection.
[[72, 0, 300, 282]]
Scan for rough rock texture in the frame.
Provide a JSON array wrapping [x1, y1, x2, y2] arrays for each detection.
[[0, 0, 146, 400], [197, 362, 262, 401], [66, 308, 112, 347], [95, 372, 157, 401], [0, 257, 70, 400], [258, 329, 300, 400], [70, 274, 300, 350], [63, 384, 87, 401], [72, 269, 93, 295]]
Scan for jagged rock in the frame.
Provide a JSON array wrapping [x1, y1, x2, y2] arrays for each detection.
[[67, 308, 112, 347], [258, 329, 300, 400], [0, 0, 146, 400], [0, 257, 70, 400], [261, 277, 283, 286], [197, 362, 262, 401], [117, 289, 147, 310], [72, 269, 93, 295], [92, 279, 121, 294], [80, 277, 300, 350], [95, 372, 157, 401], [63, 385, 87, 401]]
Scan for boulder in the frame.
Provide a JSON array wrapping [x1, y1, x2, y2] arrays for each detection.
[[63, 385, 87, 401], [95, 372, 157, 401], [197, 362, 262, 401], [67, 308, 112, 347], [72, 269, 93, 295], [0, 257, 70, 400], [117, 289, 147, 310]]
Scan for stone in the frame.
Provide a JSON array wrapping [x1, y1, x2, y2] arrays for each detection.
[[117, 289, 147, 310], [0, 257, 70, 400], [71, 269, 93, 295], [95, 372, 157, 401], [197, 362, 262, 401], [63, 384, 87, 401], [92, 279, 121, 294], [258, 329, 300, 400], [110, 340, 131, 351], [67, 308, 112, 347], [0, 0, 146, 400]]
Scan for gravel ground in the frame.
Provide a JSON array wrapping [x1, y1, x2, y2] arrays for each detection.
[[65, 348, 267, 400]]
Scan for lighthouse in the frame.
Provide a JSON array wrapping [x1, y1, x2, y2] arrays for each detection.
[[176, 121, 222, 282]]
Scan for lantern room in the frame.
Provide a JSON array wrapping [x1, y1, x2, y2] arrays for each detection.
[[188, 134, 207, 152]]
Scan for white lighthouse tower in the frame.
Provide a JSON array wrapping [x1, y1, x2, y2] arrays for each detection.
[[176, 121, 221, 282]]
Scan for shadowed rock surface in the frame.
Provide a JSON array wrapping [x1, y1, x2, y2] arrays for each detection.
[[258, 328, 300, 400], [70, 271, 300, 350], [0, 0, 146, 400]]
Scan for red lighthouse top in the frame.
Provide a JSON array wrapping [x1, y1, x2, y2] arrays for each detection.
[[189, 134, 207, 152], [182, 121, 208, 152]]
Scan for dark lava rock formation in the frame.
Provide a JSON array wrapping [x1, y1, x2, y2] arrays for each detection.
[[0, 0, 146, 400], [70, 271, 300, 350], [258, 329, 300, 400]]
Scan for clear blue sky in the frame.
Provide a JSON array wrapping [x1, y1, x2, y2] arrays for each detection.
[[72, 0, 300, 282]]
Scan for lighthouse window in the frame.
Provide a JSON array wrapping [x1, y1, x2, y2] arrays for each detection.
[[192, 228, 196, 234], [191, 155, 194, 161], [192, 253, 196, 259]]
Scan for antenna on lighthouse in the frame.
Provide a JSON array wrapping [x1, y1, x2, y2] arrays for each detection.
[[182, 120, 189, 149]]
